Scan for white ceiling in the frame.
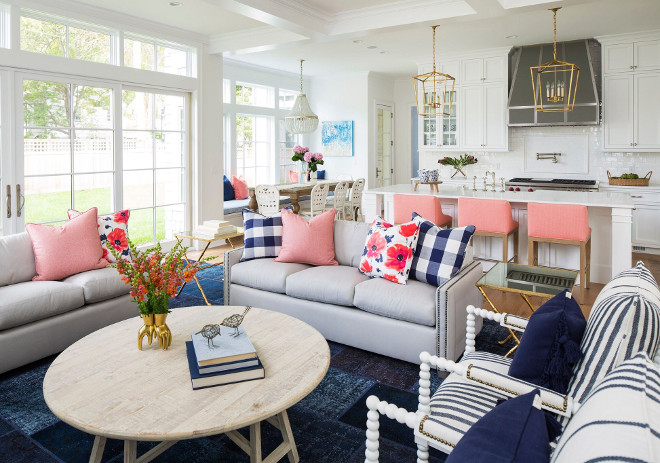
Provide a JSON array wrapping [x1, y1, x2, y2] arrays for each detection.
[[66, 0, 660, 77]]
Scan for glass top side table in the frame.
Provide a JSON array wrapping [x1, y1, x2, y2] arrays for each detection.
[[173, 227, 244, 305], [476, 262, 577, 356]]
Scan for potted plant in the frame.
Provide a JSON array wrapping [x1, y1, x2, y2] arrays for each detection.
[[438, 154, 478, 178], [110, 240, 202, 350], [304, 152, 324, 180]]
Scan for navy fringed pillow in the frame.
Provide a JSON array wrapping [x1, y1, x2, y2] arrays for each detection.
[[508, 290, 586, 393], [446, 390, 560, 463], [223, 175, 235, 201]]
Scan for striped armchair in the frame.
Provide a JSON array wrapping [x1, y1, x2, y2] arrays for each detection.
[[364, 261, 660, 462]]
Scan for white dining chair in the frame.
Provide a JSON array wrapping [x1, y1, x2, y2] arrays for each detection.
[[255, 185, 280, 216], [327, 181, 350, 220], [345, 178, 365, 221], [301, 182, 330, 218]]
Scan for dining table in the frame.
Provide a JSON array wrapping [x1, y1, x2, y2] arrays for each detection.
[[248, 179, 353, 214]]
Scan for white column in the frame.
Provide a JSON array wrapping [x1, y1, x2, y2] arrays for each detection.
[[611, 207, 633, 278]]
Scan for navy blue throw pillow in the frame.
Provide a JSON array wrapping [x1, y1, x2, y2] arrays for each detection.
[[446, 390, 556, 463], [508, 289, 586, 393], [316, 170, 326, 180], [223, 175, 235, 201]]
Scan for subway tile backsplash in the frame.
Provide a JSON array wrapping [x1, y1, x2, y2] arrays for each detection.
[[419, 126, 660, 186]]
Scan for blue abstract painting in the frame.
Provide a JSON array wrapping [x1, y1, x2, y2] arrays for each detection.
[[322, 121, 353, 157]]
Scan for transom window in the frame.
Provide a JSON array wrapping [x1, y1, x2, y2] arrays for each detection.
[[236, 82, 274, 108], [278, 89, 298, 110], [124, 34, 193, 77], [20, 12, 112, 64]]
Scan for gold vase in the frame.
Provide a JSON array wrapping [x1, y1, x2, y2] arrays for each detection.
[[154, 313, 172, 350], [138, 314, 155, 350]]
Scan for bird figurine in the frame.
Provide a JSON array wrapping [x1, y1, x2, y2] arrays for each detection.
[[196, 324, 222, 348], [220, 306, 252, 337]]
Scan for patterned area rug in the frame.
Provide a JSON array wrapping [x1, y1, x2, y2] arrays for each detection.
[[0, 268, 516, 463]]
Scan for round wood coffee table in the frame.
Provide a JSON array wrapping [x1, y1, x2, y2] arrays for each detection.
[[43, 306, 330, 463]]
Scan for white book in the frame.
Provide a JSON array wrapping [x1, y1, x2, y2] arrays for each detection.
[[203, 220, 230, 227], [191, 326, 257, 366], [196, 224, 236, 234]]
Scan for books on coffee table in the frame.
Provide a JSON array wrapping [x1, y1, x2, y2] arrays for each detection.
[[186, 342, 264, 390], [190, 326, 257, 368]]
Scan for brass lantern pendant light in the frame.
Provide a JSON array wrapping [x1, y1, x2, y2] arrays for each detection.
[[531, 7, 580, 113], [413, 25, 455, 117], [285, 59, 319, 134]]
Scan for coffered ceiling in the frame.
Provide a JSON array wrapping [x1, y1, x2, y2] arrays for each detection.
[[67, 0, 660, 77]]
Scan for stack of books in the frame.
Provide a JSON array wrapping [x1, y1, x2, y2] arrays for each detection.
[[186, 326, 264, 389], [193, 220, 237, 239]]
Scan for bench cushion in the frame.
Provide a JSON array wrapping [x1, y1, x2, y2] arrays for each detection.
[[286, 266, 369, 306], [353, 277, 436, 326], [63, 267, 130, 304], [0, 281, 85, 330], [230, 258, 310, 294]]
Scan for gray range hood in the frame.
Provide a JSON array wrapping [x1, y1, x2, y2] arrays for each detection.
[[508, 39, 601, 126]]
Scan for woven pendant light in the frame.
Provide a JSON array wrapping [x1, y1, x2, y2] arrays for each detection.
[[285, 59, 319, 134]]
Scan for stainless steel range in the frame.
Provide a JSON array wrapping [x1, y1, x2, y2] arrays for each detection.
[[506, 178, 600, 192]]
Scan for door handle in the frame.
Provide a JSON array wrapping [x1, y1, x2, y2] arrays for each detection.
[[376, 168, 381, 178], [16, 184, 25, 218], [5, 185, 10, 218]]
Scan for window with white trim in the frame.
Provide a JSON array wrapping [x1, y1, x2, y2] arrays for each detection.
[[236, 82, 274, 108], [236, 114, 273, 187], [279, 120, 301, 182], [0, 4, 10, 49], [20, 10, 113, 64], [278, 89, 298, 110], [123, 34, 193, 76]]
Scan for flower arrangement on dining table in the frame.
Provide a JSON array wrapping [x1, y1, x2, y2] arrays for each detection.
[[292, 145, 324, 178], [109, 239, 204, 350], [438, 153, 478, 178]]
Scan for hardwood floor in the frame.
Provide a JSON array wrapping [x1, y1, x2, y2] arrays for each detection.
[[187, 243, 660, 321]]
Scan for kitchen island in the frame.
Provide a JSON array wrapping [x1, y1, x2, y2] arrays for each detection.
[[363, 184, 634, 284]]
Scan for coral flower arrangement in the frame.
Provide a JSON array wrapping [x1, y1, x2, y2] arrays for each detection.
[[110, 240, 202, 350], [438, 153, 478, 178]]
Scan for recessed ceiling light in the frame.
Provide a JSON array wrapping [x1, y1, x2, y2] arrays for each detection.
[[505, 34, 518, 39], [353, 40, 363, 44], [367, 45, 377, 49], [379, 51, 388, 54], [169, 1, 182, 6]]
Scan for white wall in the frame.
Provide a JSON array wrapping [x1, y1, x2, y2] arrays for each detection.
[[416, 126, 660, 187], [393, 77, 416, 184], [308, 72, 370, 181]]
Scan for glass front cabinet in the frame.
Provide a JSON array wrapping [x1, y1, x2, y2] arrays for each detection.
[[420, 89, 457, 149]]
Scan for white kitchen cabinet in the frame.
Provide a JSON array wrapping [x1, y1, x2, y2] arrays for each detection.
[[417, 48, 509, 152], [634, 73, 660, 149], [603, 38, 660, 73], [603, 74, 634, 149], [460, 83, 507, 151], [602, 34, 660, 152], [632, 205, 660, 248]]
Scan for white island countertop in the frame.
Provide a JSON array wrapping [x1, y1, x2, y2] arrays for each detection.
[[366, 183, 634, 209]]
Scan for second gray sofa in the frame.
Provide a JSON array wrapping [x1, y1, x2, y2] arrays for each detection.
[[225, 220, 483, 364]]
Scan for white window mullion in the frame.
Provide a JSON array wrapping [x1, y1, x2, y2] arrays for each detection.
[[113, 83, 123, 212]]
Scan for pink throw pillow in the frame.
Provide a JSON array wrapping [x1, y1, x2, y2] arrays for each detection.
[[68, 208, 131, 262], [358, 216, 421, 285], [26, 207, 109, 281], [231, 175, 249, 200], [275, 208, 338, 266], [288, 170, 298, 183]]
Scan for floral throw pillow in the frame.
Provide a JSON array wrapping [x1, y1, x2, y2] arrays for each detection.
[[68, 209, 131, 262], [358, 216, 421, 285]]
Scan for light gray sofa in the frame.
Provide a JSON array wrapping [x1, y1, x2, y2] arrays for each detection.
[[0, 232, 136, 374], [224, 220, 483, 364]]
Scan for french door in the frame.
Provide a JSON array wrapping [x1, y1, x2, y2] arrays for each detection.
[[1, 70, 189, 246]]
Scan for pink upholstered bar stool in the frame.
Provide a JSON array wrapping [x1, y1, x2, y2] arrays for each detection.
[[527, 202, 591, 303], [458, 197, 519, 263], [393, 194, 452, 227]]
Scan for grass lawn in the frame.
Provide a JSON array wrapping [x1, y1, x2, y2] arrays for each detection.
[[25, 187, 165, 245]]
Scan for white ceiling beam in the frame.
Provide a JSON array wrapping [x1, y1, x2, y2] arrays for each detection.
[[329, 0, 477, 35], [210, 26, 309, 54], [496, 0, 562, 9], [201, 0, 330, 38]]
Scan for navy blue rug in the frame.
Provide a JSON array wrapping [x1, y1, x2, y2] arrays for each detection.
[[0, 270, 516, 463]]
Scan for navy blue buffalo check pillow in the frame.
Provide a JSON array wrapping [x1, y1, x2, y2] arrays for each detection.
[[410, 212, 475, 286], [241, 207, 292, 261]]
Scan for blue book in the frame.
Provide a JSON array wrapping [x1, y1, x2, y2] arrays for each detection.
[[191, 326, 257, 367], [186, 342, 264, 390]]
